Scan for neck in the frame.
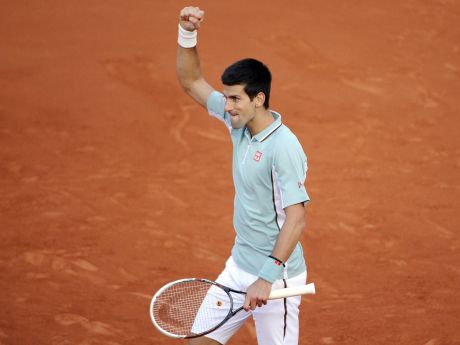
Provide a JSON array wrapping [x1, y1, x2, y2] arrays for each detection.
[[247, 108, 274, 137]]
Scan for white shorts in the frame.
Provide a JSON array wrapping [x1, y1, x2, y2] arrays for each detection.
[[201, 257, 307, 345]]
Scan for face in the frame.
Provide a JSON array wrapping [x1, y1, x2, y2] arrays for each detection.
[[223, 84, 260, 129]]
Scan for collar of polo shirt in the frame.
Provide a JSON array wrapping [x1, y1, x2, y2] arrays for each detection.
[[244, 111, 283, 142]]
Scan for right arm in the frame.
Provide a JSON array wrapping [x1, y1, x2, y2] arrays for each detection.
[[177, 7, 214, 108]]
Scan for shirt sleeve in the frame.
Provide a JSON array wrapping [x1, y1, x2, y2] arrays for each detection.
[[273, 135, 310, 208], [207, 90, 232, 129]]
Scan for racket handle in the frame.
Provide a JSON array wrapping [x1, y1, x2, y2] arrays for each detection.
[[268, 283, 316, 299]]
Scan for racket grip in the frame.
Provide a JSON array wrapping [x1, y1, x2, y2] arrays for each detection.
[[268, 283, 316, 299]]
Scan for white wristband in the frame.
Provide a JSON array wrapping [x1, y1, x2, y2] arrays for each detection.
[[178, 24, 197, 48]]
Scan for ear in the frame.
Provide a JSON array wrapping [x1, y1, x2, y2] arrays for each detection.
[[255, 92, 265, 108]]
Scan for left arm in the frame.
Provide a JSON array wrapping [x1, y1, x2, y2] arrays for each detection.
[[244, 203, 306, 311], [271, 203, 306, 262]]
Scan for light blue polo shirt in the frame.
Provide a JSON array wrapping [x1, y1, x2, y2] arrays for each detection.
[[207, 91, 310, 280]]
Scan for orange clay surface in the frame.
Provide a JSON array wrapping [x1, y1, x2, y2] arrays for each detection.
[[1, 1, 459, 344]]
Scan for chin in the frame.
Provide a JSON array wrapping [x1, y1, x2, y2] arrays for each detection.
[[230, 120, 243, 129]]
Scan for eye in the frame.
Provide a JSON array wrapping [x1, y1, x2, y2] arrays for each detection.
[[223, 95, 240, 104]]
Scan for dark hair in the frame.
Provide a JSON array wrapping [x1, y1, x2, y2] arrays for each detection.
[[221, 58, 272, 109]]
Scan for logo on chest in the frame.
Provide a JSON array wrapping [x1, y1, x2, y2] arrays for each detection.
[[253, 151, 263, 162]]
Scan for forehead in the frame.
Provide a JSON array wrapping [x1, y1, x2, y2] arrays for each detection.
[[222, 84, 248, 98]]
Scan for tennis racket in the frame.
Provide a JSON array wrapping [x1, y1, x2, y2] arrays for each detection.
[[149, 278, 316, 339]]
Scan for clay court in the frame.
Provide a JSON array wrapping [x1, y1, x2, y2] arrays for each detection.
[[1, 1, 459, 344]]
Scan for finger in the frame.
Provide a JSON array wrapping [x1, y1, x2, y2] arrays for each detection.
[[188, 13, 204, 24], [179, 7, 192, 19], [191, 8, 204, 20], [181, 7, 203, 21], [179, 7, 194, 22], [250, 298, 257, 311], [243, 295, 251, 312]]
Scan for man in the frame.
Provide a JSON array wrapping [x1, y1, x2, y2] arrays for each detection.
[[177, 6, 311, 345]]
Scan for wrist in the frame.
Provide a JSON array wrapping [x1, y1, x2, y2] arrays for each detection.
[[178, 23, 197, 48], [257, 277, 274, 286], [258, 256, 285, 283]]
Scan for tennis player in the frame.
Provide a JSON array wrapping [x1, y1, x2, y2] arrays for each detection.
[[177, 6, 311, 345]]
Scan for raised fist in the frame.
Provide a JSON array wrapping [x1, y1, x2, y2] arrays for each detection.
[[179, 6, 205, 32]]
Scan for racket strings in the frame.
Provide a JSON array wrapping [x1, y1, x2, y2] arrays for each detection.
[[152, 280, 231, 337]]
